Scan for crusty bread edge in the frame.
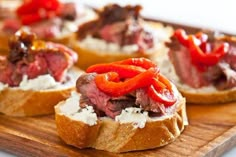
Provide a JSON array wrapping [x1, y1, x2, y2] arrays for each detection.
[[55, 96, 187, 153], [178, 86, 236, 104], [0, 67, 83, 117], [72, 21, 173, 70]]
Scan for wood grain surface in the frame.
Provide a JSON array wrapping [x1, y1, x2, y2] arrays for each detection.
[[0, 102, 235, 157]]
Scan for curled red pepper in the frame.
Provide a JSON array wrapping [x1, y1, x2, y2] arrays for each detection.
[[174, 29, 229, 68], [188, 36, 229, 66], [95, 68, 159, 97], [16, 0, 61, 25], [113, 58, 156, 69], [86, 63, 146, 78], [148, 74, 176, 106], [87, 58, 177, 107], [174, 29, 189, 47]]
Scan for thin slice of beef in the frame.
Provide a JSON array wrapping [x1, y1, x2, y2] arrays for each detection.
[[76, 73, 166, 119], [168, 31, 236, 90], [224, 46, 236, 70], [168, 46, 210, 88], [44, 51, 68, 82], [0, 57, 15, 85], [216, 62, 236, 90], [1, 18, 21, 34], [16, 54, 48, 79], [29, 18, 62, 39], [0, 30, 77, 86], [60, 2, 77, 21], [77, 4, 153, 52]]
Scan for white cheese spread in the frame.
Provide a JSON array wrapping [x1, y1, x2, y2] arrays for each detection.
[[78, 23, 172, 53], [0, 82, 8, 91], [19, 74, 60, 90], [115, 107, 149, 129], [59, 92, 98, 126]]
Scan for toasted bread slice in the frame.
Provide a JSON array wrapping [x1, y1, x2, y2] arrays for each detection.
[[0, 67, 83, 116], [72, 21, 173, 70], [55, 92, 187, 153]]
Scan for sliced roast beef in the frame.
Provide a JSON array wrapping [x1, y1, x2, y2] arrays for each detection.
[[168, 32, 236, 90], [16, 54, 48, 79], [216, 63, 236, 90], [46, 42, 78, 64], [224, 46, 236, 70], [76, 73, 165, 119], [168, 45, 210, 88], [1, 18, 62, 39], [29, 18, 62, 39], [1, 18, 21, 34], [76, 73, 117, 118], [44, 51, 68, 82], [0, 31, 77, 86], [0, 57, 15, 85], [77, 4, 153, 52], [60, 2, 77, 21], [99, 22, 127, 45], [136, 89, 162, 113]]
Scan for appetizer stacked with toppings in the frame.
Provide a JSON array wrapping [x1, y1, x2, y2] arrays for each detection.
[[55, 58, 187, 152], [164, 29, 236, 104], [0, 30, 82, 116], [73, 4, 173, 69], [0, 0, 96, 53]]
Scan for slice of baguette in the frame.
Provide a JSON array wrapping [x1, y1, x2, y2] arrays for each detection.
[[72, 21, 173, 70], [177, 85, 236, 104], [55, 93, 187, 153], [155, 51, 236, 104], [0, 67, 83, 117]]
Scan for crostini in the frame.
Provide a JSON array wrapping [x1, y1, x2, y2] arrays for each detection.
[[0, 30, 82, 116], [162, 29, 236, 104], [55, 58, 187, 152], [0, 0, 96, 53], [72, 4, 173, 70]]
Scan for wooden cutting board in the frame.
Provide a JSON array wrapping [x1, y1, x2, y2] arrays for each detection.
[[0, 102, 235, 157]]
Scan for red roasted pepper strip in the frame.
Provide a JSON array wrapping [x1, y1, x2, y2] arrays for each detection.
[[188, 36, 229, 66], [175, 29, 208, 47], [149, 75, 177, 106], [174, 29, 189, 47], [17, 1, 39, 15], [20, 13, 46, 25], [152, 78, 167, 90], [87, 64, 146, 78], [148, 85, 176, 107], [95, 68, 159, 97], [113, 58, 156, 69], [17, 0, 61, 25], [158, 74, 172, 90], [174, 29, 229, 67]]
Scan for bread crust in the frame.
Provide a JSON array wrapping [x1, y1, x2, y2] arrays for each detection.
[[178, 86, 236, 104], [0, 67, 83, 116], [55, 96, 187, 153], [72, 21, 173, 70]]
